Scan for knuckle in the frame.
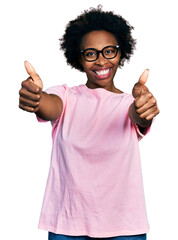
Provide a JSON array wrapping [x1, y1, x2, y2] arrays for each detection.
[[151, 97, 157, 105], [19, 88, 23, 95], [21, 79, 28, 87], [151, 106, 157, 113], [134, 100, 140, 109], [147, 92, 153, 98], [19, 103, 23, 109], [34, 101, 40, 107], [19, 87, 26, 96], [21, 78, 32, 87], [21, 80, 25, 87], [37, 94, 41, 100], [19, 96, 23, 103], [154, 106, 158, 111]]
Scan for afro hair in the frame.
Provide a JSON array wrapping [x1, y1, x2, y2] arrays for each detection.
[[60, 5, 136, 72]]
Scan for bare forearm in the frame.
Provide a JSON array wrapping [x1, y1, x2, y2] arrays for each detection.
[[36, 92, 63, 121]]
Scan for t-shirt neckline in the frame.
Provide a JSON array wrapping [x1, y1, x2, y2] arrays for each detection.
[[81, 84, 126, 96]]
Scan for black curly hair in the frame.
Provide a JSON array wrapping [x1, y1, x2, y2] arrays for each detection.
[[60, 5, 136, 72]]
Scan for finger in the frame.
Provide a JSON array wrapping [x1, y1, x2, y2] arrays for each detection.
[[138, 69, 149, 85], [145, 109, 160, 120], [136, 97, 157, 115], [19, 87, 41, 102], [21, 78, 42, 94], [19, 102, 39, 113], [134, 91, 153, 109], [139, 106, 160, 119], [19, 95, 40, 108]]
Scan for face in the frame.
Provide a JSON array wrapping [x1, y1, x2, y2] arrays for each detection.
[[80, 30, 121, 89]]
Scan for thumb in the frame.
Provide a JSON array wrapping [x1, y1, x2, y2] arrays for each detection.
[[138, 69, 149, 85], [132, 69, 149, 99], [24, 61, 43, 89]]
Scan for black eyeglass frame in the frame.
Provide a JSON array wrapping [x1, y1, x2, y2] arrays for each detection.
[[80, 45, 120, 62]]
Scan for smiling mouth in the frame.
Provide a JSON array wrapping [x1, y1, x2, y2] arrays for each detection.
[[93, 68, 111, 76]]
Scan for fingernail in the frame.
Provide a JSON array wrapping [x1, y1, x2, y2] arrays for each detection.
[[24, 60, 28, 66]]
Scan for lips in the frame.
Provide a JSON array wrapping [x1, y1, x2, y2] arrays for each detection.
[[92, 68, 112, 79]]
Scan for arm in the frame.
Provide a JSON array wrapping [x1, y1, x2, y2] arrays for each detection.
[[36, 92, 63, 121]]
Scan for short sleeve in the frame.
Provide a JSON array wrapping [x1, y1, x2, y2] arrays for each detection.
[[45, 84, 67, 102]]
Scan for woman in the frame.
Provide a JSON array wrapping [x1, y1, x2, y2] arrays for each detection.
[[19, 6, 159, 240]]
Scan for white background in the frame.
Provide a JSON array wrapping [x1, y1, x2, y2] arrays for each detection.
[[0, 0, 177, 239]]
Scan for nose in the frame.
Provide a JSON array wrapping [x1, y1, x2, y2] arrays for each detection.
[[95, 52, 108, 65]]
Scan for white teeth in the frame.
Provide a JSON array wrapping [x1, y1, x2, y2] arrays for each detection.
[[95, 68, 110, 76]]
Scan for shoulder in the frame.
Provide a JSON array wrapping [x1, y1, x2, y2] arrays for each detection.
[[45, 84, 81, 96]]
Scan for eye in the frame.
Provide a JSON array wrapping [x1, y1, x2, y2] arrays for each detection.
[[105, 49, 115, 55], [85, 51, 96, 58], [86, 52, 94, 56], [103, 46, 117, 59]]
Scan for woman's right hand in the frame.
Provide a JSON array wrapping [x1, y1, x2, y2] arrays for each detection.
[[19, 61, 43, 113], [19, 61, 63, 121]]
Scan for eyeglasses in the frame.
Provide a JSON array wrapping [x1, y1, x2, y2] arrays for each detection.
[[80, 45, 120, 62]]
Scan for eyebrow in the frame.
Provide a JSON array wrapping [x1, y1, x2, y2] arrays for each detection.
[[81, 45, 119, 51]]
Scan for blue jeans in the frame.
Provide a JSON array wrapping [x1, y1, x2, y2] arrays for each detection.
[[48, 233, 147, 240]]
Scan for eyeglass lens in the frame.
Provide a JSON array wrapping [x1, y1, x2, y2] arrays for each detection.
[[83, 46, 118, 61]]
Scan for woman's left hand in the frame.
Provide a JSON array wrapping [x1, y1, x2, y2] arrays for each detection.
[[129, 69, 160, 127]]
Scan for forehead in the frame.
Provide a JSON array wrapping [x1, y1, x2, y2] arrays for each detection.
[[80, 30, 118, 50]]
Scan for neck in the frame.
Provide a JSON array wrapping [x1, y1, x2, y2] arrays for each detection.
[[85, 80, 122, 94]]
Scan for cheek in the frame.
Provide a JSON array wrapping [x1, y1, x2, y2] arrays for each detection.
[[113, 56, 121, 68], [112, 58, 120, 69], [82, 64, 88, 72], [82, 62, 93, 73]]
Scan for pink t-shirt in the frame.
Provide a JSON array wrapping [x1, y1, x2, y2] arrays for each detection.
[[37, 84, 150, 237]]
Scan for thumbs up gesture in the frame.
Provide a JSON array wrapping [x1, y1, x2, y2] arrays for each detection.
[[19, 61, 43, 112], [129, 69, 160, 127]]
